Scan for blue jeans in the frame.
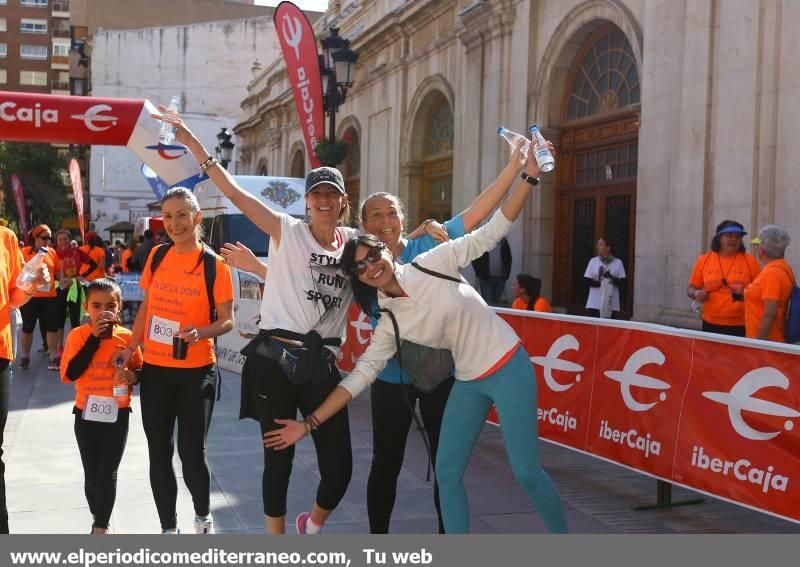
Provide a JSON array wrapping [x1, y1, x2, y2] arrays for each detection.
[[436, 347, 567, 533], [478, 276, 506, 305]]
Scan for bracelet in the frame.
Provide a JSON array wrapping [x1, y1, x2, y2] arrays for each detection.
[[520, 172, 540, 186], [303, 421, 312, 435], [304, 414, 321, 432], [199, 156, 218, 171]]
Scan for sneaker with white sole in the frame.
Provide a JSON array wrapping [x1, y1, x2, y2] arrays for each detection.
[[194, 514, 214, 534], [161, 528, 181, 534], [295, 512, 311, 534]]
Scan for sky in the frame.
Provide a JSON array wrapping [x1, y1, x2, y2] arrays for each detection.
[[254, 0, 330, 12]]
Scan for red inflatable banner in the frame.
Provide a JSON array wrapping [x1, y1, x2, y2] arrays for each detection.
[[274, 1, 323, 169], [9, 174, 28, 237], [0, 92, 143, 145], [337, 308, 800, 524]]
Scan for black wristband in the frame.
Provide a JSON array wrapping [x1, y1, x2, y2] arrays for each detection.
[[521, 172, 540, 186]]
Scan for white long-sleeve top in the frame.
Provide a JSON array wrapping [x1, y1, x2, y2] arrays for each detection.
[[338, 209, 521, 399]]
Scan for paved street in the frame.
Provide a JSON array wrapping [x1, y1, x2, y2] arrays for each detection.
[[4, 340, 799, 535]]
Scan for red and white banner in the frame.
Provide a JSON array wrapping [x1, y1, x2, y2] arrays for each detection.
[[0, 92, 208, 190], [337, 308, 800, 524], [68, 159, 85, 240], [274, 1, 323, 169], [9, 174, 28, 237]]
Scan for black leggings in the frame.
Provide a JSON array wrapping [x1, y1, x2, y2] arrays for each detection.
[[73, 409, 130, 529], [241, 354, 352, 518], [20, 297, 60, 333], [139, 363, 216, 530], [701, 320, 746, 337], [367, 377, 453, 534], [57, 286, 83, 330], [0, 360, 10, 533]]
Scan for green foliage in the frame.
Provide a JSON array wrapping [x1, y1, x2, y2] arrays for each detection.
[[0, 141, 68, 231], [314, 138, 349, 167]]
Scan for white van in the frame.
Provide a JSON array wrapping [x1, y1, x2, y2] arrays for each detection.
[[194, 176, 306, 373]]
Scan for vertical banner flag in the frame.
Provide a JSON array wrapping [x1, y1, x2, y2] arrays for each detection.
[[9, 174, 28, 237], [274, 1, 324, 169], [68, 159, 85, 240]]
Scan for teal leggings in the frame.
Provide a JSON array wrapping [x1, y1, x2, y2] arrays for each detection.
[[436, 346, 568, 533]]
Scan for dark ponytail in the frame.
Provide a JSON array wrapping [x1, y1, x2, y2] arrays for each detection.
[[516, 274, 541, 311]]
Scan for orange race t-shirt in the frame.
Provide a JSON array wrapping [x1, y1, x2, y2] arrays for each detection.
[[139, 246, 233, 369], [21, 246, 61, 298], [120, 249, 133, 273], [744, 259, 794, 342], [60, 324, 143, 410], [511, 297, 553, 312], [79, 245, 106, 281], [0, 227, 24, 361], [688, 251, 761, 326]]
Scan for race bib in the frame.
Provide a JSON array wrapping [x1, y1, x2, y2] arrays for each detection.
[[82, 395, 118, 423], [148, 315, 180, 346]]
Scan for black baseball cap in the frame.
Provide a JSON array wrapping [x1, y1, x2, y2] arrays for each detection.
[[305, 166, 345, 194]]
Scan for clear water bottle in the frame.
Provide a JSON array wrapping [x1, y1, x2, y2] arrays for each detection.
[[529, 124, 555, 172], [158, 95, 182, 145], [690, 300, 702, 314], [498, 126, 530, 156], [16, 247, 47, 290]]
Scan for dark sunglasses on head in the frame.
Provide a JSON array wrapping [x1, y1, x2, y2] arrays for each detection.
[[354, 245, 384, 275]]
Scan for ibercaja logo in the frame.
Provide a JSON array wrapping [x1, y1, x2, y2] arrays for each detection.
[[674, 341, 800, 522], [514, 316, 596, 449], [587, 328, 693, 477]]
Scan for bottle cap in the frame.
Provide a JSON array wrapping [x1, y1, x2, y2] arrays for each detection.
[[528, 124, 539, 132], [497, 126, 505, 134]]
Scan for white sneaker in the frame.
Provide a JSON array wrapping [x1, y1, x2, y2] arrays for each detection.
[[194, 514, 214, 534]]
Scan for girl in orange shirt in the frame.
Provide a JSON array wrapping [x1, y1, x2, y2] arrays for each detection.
[[60, 278, 142, 534], [511, 274, 552, 312]]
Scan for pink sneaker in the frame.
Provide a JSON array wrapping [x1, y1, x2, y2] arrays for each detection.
[[295, 512, 311, 534]]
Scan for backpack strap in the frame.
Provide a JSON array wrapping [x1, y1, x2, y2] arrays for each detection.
[[148, 242, 174, 276], [410, 261, 463, 284]]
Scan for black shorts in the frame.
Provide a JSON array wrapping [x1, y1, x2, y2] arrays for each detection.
[[20, 297, 60, 333]]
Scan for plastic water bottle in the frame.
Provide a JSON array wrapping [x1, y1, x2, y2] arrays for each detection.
[[690, 300, 702, 314], [498, 126, 530, 156], [529, 124, 555, 172], [16, 247, 47, 290], [158, 95, 181, 145]]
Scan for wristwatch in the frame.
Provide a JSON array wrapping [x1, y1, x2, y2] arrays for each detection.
[[520, 172, 540, 186]]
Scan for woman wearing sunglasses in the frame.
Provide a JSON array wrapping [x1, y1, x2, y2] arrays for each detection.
[[18, 225, 63, 371], [264, 143, 568, 534]]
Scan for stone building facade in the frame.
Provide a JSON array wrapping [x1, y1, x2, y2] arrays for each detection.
[[234, 0, 799, 328]]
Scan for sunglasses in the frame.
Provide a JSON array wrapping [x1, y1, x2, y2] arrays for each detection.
[[353, 245, 384, 275], [39, 234, 52, 241]]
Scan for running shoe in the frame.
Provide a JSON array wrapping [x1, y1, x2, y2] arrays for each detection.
[[19, 357, 30, 370], [194, 514, 214, 534], [160, 529, 181, 534], [47, 358, 60, 371], [295, 512, 311, 535], [37, 345, 48, 354]]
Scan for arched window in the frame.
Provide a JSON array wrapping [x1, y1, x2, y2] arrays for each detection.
[[565, 28, 639, 121], [425, 97, 454, 157], [290, 150, 305, 179]]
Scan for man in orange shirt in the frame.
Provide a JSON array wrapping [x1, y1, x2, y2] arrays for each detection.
[[744, 225, 794, 342], [0, 225, 50, 533]]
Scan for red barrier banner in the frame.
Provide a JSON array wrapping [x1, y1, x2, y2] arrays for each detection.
[[9, 174, 28, 237], [0, 92, 143, 146], [68, 159, 85, 240], [274, 1, 323, 169], [337, 308, 800, 524]]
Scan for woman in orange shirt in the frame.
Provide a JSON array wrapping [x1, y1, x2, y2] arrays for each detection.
[[687, 220, 760, 337], [511, 274, 552, 312], [120, 240, 136, 273], [19, 225, 63, 371], [744, 225, 794, 342], [60, 278, 143, 534], [79, 231, 107, 282], [116, 187, 234, 534]]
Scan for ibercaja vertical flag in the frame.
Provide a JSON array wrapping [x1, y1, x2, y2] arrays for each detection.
[[68, 159, 85, 241], [274, 1, 323, 169], [9, 174, 27, 237]]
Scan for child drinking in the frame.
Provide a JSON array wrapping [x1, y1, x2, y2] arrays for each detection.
[[60, 278, 142, 534]]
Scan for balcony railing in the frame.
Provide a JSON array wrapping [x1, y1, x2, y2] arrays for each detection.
[[52, 28, 70, 38], [51, 80, 69, 91], [52, 0, 70, 14]]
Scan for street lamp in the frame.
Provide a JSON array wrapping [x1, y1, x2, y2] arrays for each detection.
[[23, 196, 34, 231], [215, 128, 235, 170], [319, 27, 359, 146]]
